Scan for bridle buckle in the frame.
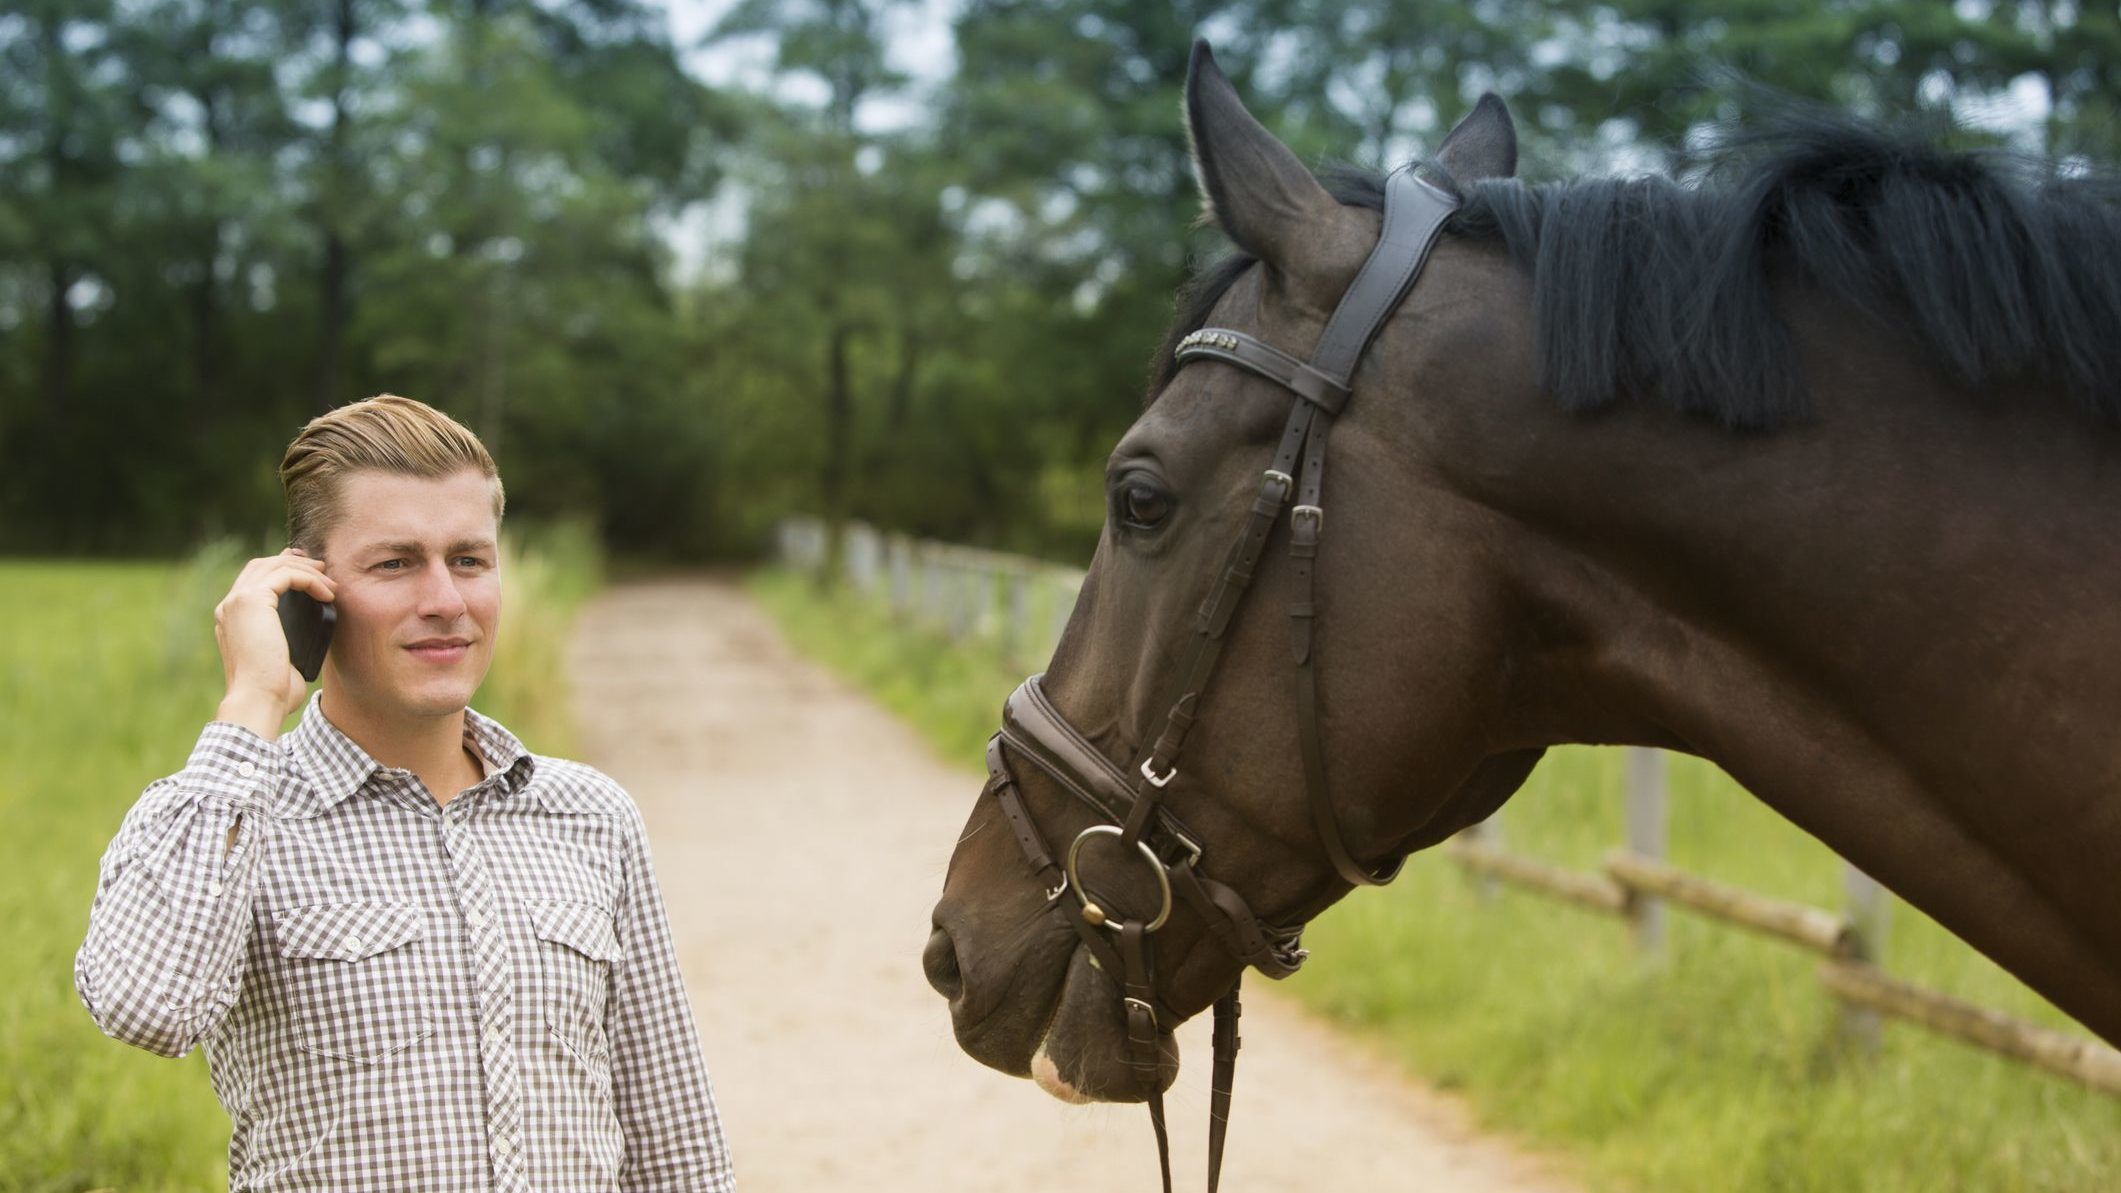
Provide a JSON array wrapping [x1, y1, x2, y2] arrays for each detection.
[[1140, 756, 1178, 788], [1122, 996, 1159, 1027]]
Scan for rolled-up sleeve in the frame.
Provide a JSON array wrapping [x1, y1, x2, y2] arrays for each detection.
[[606, 800, 736, 1191], [74, 722, 276, 1058]]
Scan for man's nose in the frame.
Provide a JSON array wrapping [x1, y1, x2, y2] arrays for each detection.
[[415, 560, 470, 618]]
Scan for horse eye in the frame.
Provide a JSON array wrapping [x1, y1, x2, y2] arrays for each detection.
[[1117, 481, 1173, 530]]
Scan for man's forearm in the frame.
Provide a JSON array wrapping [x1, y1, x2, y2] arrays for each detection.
[[75, 722, 277, 1057]]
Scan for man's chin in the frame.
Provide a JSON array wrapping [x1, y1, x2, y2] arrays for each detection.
[[410, 688, 478, 716], [381, 676, 482, 719]]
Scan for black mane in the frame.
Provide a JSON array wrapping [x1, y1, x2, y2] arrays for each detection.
[[1154, 111, 2121, 430]]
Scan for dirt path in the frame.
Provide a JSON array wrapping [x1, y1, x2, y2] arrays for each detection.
[[564, 575, 1582, 1192]]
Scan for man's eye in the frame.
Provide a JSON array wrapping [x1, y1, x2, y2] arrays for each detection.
[[1117, 481, 1173, 530], [376, 559, 404, 571]]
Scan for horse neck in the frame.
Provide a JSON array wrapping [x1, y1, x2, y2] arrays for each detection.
[[1414, 306, 2121, 1042]]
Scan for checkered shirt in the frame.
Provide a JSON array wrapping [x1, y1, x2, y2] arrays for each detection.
[[75, 692, 736, 1191]]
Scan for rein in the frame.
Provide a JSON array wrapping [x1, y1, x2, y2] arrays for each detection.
[[982, 166, 1461, 1192]]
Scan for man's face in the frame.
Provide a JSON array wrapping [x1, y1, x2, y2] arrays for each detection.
[[318, 468, 502, 722]]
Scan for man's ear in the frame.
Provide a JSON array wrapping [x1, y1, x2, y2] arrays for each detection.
[[1429, 94, 1517, 188], [1184, 40, 1341, 271]]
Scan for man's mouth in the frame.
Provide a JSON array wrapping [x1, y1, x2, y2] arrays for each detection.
[[405, 639, 472, 664]]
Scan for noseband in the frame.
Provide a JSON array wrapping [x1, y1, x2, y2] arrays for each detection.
[[980, 166, 1461, 1192]]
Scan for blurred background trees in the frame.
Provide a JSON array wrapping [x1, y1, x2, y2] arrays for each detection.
[[1, 0, 2108, 560]]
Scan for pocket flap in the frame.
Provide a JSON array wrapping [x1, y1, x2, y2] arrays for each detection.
[[526, 898, 623, 963], [277, 900, 425, 962]]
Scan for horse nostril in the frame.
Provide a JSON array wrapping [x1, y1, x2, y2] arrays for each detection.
[[923, 924, 964, 1000]]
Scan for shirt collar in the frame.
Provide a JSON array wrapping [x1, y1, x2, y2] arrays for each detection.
[[280, 691, 537, 817]]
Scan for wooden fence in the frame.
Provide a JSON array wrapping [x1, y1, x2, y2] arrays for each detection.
[[1448, 815, 2121, 1096], [776, 517, 2121, 1098], [776, 517, 1084, 672]]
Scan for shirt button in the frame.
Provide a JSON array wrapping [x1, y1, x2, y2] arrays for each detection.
[[342, 934, 364, 955], [207, 880, 224, 897], [487, 1023, 507, 1044], [493, 1136, 516, 1159], [465, 908, 486, 928], [237, 761, 257, 777]]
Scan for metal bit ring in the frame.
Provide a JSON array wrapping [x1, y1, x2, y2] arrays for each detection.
[[1064, 825, 1174, 933]]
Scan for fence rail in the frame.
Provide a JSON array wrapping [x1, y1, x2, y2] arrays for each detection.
[[1604, 850, 1857, 958], [1441, 833, 2121, 1097], [776, 516, 2121, 1099], [777, 517, 1083, 672]]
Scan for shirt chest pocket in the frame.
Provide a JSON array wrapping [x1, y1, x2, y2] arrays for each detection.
[[273, 900, 435, 1064], [525, 897, 623, 1055]]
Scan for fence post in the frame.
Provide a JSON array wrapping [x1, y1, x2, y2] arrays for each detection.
[[1624, 747, 1668, 955], [846, 523, 876, 594], [919, 550, 939, 631], [1048, 575, 1078, 659], [1839, 863, 1892, 1054], [1461, 815, 1503, 903], [1003, 571, 1029, 671], [944, 559, 976, 641], [888, 535, 910, 616]]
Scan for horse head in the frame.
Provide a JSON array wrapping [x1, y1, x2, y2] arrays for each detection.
[[924, 42, 1545, 1104]]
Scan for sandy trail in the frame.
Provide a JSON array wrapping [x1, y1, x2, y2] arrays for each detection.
[[564, 575, 1581, 1192]]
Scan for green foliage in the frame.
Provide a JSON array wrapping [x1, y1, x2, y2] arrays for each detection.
[[0, 562, 231, 1192], [0, 532, 599, 1190], [10, 2, 2121, 561], [0, 0, 738, 558], [750, 568, 2121, 1193], [1300, 748, 2121, 1193]]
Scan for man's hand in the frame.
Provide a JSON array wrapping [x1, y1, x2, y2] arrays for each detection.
[[213, 548, 336, 740]]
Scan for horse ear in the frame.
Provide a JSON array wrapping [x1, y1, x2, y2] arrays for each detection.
[[1430, 94, 1517, 186], [1185, 40, 1339, 268]]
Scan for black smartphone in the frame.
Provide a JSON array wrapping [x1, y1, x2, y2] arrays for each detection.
[[278, 589, 337, 683]]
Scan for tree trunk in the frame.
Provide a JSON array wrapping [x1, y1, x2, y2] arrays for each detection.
[[315, 230, 348, 412], [887, 326, 919, 430], [41, 258, 74, 423], [820, 319, 855, 588], [312, 0, 356, 413]]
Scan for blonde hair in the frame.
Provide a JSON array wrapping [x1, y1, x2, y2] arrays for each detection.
[[280, 394, 504, 554]]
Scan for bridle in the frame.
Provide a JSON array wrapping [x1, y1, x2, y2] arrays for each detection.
[[979, 165, 1462, 1191]]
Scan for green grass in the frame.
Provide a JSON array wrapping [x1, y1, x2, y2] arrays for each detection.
[[0, 525, 599, 1192], [749, 565, 2121, 1193]]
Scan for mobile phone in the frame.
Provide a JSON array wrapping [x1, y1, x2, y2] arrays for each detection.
[[278, 589, 336, 683]]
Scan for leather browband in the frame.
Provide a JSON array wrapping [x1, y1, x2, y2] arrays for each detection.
[[1173, 330, 1351, 414]]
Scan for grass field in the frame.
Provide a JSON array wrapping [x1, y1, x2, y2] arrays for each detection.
[[749, 566, 2121, 1193], [0, 525, 599, 1192]]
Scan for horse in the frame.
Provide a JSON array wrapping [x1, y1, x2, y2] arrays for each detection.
[[923, 39, 2121, 1182]]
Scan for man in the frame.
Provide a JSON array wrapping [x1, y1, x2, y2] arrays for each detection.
[[75, 394, 736, 1190]]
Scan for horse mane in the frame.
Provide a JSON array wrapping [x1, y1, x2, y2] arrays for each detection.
[[1153, 108, 2121, 430]]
